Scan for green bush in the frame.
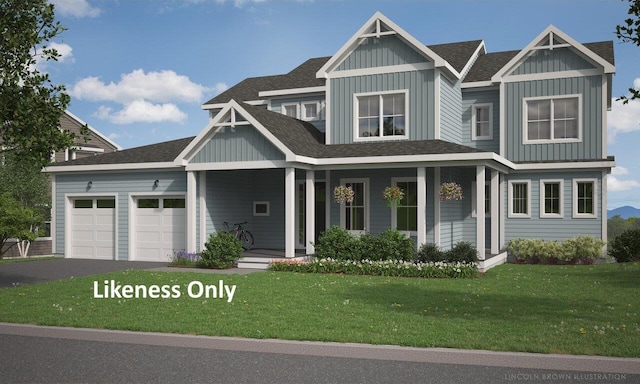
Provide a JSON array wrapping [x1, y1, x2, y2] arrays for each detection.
[[313, 226, 359, 261], [609, 228, 640, 262], [198, 232, 243, 269], [508, 236, 605, 265], [416, 242, 478, 263]]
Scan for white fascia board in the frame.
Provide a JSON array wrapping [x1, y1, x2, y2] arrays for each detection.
[[73, 146, 104, 153], [201, 100, 267, 110], [43, 162, 181, 173], [459, 41, 486, 78], [186, 160, 289, 171], [258, 86, 326, 97], [327, 62, 434, 79], [175, 103, 232, 164], [491, 25, 615, 83], [64, 110, 123, 151], [504, 68, 603, 83], [461, 82, 498, 90], [316, 12, 459, 80], [512, 160, 615, 171], [306, 152, 510, 166]]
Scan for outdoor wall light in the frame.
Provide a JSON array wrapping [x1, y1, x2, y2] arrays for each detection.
[[87, 181, 93, 188], [154, 179, 159, 187]]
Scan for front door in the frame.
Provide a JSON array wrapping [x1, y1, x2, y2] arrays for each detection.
[[295, 181, 326, 248]]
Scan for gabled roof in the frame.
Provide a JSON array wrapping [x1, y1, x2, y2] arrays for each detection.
[[63, 110, 122, 151], [428, 40, 484, 74]]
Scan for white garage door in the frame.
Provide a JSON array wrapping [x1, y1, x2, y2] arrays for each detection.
[[70, 198, 115, 260], [134, 197, 186, 261]]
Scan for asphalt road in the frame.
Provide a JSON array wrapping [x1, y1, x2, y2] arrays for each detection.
[[0, 324, 639, 384]]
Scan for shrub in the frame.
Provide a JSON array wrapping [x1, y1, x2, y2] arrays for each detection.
[[416, 243, 444, 263], [609, 228, 640, 262], [445, 241, 479, 263], [359, 229, 415, 261], [168, 250, 201, 267], [313, 226, 359, 261], [508, 236, 605, 265], [198, 232, 243, 269], [564, 235, 605, 264]]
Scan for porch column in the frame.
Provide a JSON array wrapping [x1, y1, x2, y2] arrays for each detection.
[[305, 170, 315, 255], [285, 167, 296, 258], [417, 167, 427, 246], [490, 170, 499, 255], [476, 165, 486, 261], [433, 167, 441, 246], [186, 170, 197, 252], [199, 171, 207, 252]]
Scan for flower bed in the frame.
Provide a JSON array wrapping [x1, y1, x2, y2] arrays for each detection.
[[269, 258, 477, 278]]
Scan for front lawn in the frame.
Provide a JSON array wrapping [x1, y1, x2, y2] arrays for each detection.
[[0, 263, 638, 357]]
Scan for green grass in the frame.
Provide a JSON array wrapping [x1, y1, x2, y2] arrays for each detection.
[[0, 263, 639, 357]]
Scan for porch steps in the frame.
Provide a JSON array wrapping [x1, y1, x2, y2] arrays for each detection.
[[236, 257, 273, 270]]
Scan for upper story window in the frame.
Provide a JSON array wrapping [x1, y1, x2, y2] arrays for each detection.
[[282, 103, 299, 119], [524, 95, 581, 144], [354, 90, 408, 141], [302, 102, 319, 121], [471, 104, 493, 140]]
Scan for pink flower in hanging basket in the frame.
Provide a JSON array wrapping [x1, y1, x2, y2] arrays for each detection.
[[440, 182, 463, 201]]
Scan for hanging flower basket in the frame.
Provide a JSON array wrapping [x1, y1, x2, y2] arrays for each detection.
[[333, 185, 355, 204], [440, 182, 463, 201], [382, 186, 404, 207]]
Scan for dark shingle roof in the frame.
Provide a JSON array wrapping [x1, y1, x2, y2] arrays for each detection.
[[427, 40, 483, 73], [464, 50, 520, 82], [51, 136, 194, 166], [584, 41, 615, 65]]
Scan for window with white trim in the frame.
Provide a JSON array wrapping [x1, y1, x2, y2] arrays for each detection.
[[282, 103, 298, 119], [302, 102, 319, 121], [573, 179, 597, 218], [340, 179, 369, 233], [355, 91, 407, 140], [471, 104, 493, 140], [472, 182, 491, 217], [508, 180, 531, 218], [524, 95, 580, 143], [392, 179, 417, 232], [540, 179, 564, 218]]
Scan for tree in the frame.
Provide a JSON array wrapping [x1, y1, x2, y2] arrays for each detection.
[[0, 0, 85, 168], [616, 0, 640, 103], [0, 194, 39, 259]]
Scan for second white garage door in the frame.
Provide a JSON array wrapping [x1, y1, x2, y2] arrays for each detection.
[[134, 196, 186, 261]]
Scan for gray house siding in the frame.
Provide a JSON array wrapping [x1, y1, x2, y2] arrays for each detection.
[[504, 171, 603, 243], [55, 171, 187, 259], [336, 35, 428, 71], [504, 75, 603, 162], [461, 89, 500, 152], [191, 126, 285, 163], [439, 76, 462, 144], [512, 47, 595, 75], [329, 70, 435, 144], [439, 168, 477, 250]]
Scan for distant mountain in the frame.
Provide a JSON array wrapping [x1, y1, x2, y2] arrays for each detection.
[[608, 206, 640, 219]]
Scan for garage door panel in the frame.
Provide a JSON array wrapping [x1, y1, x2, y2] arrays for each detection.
[[70, 199, 115, 260], [134, 197, 186, 262]]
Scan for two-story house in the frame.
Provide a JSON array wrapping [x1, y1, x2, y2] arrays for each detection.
[[44, 13, 615, 271]]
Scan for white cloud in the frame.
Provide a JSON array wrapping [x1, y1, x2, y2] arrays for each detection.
[[34, 42, 73, 71], [94, 100, 187, 125], [608, 175, 640, 192], [612, 166, 629, 176], [608, 96, 640, 143], [214, 0, 268, 8], [51, 0, 102, 18], [211, 82, 229, 95]]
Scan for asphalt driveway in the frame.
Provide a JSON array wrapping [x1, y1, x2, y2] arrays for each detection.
[[0, 258, 167, 288]]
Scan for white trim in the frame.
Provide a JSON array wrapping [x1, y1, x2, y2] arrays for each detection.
[[325, 170, 331, 230], [471, 103, 493, 141], [325, 80, 332, 144], [44, 162, 181, 173], [572, 178, 598, 219], [417, 168, 427, 247], [512, 160, 615, 171], [434, 69, 441, 140], [259, 86, 326, 97], [64, 110, 122, 151], [508, 180, 531, 218], [504, 68, 603, 83], [523, 94, 582, 144], [186, 160, 288, 171], [499, 174, 505, 249], [202, 100, 267, 110], [602, 75, 608, 158], [459, 41, 486, 79], [433, 167, 441, 246], [186, 171, 197, 252], [353, 89, 409, 142], [199, 171, 207, 252], [339, 178, 369, 235], [285, 167, 296, 257], [51, 175, 56, 254], [305, 170, 315, 254], [462, 81, 497, 89], [252, 201, 270, 217], [601, 171, 608, 246], [73, 146, 105, 153], [301, 101, 321, 121], [476, 166, 486, 260], [391, 177, 417, 237], [65, 193, 118, 261], [328, 62, 434, 79], [281, 102, 299, 119], [490, 170, 499, 254], [471, 181, 491, 218], [499, 82, 505, 156], [539, 179, 565, 218]]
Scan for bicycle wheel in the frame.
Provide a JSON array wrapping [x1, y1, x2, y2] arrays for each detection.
[[240, 230, 254, 250]]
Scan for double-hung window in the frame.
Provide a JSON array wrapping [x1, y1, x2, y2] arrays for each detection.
[[302, 102, 319, 121], [340, 179, 369, 235], [540, 179, 564, 218], [355, 91, 407, 140], [508, 180, 531, 218], [524, 95, 581, 143], [471, 104, 493, 140], [573, 179, 597, 218], [282, 103, 299, 119], [392, 179, 417, 233]]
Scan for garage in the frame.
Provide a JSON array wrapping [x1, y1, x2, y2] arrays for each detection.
[[70, 197, 116, 259], [134, 196, 186, 261]]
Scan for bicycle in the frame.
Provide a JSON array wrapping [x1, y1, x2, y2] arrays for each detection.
[[223, 221, 254, 250]]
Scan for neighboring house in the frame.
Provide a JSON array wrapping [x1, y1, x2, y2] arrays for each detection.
[[44, 13, 615, 271], [1, 110, 121, 258]]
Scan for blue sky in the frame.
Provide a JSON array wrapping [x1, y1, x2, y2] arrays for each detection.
[[47, 0, 640, 209]]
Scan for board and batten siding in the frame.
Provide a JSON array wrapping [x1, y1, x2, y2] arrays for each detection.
[[190, 126, 285, 163], [504, 75, 603, 162], [55, 171, 187, 260], [461, 89, 500, 152], [329, 70, 435, 144], [504, 171, 603, 242], [512, 47, 595, 76], [439, 76, 463, 144], [336, 35, 428, 71]]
